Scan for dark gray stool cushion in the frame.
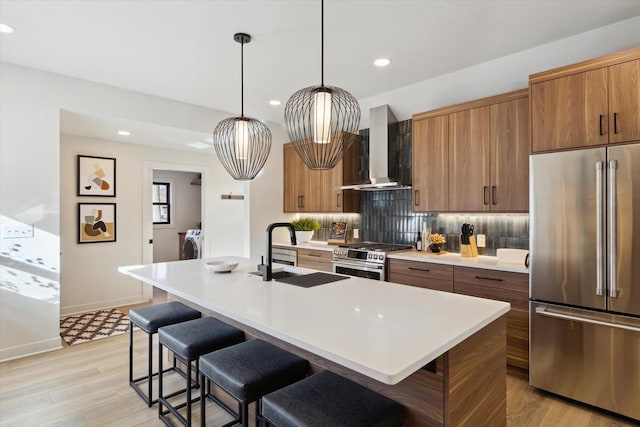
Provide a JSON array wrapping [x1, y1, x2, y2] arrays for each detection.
[[129, 302, 201, 333], [262, 370, 403, 427], [158, 317, 244, 360], [199, 339, 308, 402]]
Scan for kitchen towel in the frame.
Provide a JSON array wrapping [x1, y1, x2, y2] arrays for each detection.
[[496, 248, 529, 266]]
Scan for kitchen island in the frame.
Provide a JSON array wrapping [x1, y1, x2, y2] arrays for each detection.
[[120, 257, 510, 426]]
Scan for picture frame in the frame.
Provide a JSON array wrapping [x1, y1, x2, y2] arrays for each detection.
[[77, 155, 116, 197], [78, 203, 116, 243]]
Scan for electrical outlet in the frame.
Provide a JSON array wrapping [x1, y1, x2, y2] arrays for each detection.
[[353, 228, 359, 239], [476, 234, 486, 247]]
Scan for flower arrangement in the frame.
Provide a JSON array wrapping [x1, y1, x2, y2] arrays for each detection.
[[428, 233, 446, 244]]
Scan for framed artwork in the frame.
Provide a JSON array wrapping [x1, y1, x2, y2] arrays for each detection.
[[77, 155, 116, 197], [78, 203, 116, 243]]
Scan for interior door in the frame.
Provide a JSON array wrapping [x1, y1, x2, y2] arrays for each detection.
[[530, 148, 606, 310], [607, 144, 640, 316]]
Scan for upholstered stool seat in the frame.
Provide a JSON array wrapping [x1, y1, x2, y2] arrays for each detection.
[[262, 370, 403, 427], [199, 339, 308, 426], [158, 317, 244, 427], [129, 302, 201, 406]]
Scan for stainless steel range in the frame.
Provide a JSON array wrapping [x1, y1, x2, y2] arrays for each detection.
[[332, 243, 414, 281]]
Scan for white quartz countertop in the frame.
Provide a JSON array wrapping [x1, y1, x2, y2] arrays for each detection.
[[272, 241, 334, 252], [119, 257, 509, 385], [388, 250, 529, 274]]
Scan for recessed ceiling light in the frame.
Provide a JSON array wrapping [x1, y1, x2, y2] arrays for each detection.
[[0, 23, 15, 34], [374, 58, 391, 67], [117, 130, 131, 136], [269, 100, 281, 106]]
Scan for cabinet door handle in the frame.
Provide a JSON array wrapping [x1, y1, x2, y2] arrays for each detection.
[[408, 267, 430, 272], [297, 196, 302, 208], [301, 195, 305, 208], [613, 112, 619, 134], [483, 186, 489, 205], [475, 275, 504, 282], [308, 253, 322, 258], [336, 193, 341, 208], [414, 190, 420, 206], [599, 114, 604, 136], [491, 185, 497, 205]]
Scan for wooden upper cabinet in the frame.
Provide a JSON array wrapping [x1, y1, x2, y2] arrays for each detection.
[[412, 115, 448, 212], [530, 47, 640, 152], [609, 59, 640, 144], [448, 107, 490, 212], [490, 97, 530, 212], [531, 68, 608, 152], [283, 140, 359, 213]]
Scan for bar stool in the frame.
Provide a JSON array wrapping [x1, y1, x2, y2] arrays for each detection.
[[198, 339, 309, 427], [158, 317, 244, 427], [262, 370, 403, 427], [129, 302, 202, 406]]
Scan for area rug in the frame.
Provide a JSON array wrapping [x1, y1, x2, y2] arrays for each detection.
[[60, 308, 129, 345]]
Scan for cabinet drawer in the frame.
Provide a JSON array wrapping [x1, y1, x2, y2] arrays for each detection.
[[454, 266, 528, 292], [297, 249, 333, 272], [453, 281, 528, 311], [388, 259, 453, 292]]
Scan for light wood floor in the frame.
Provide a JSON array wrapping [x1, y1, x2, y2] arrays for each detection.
[[1, 298, 636, 426]]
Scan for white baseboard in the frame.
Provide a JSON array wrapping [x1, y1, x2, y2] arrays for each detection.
[[60, 295, 151, 317], [0, 337, 62, 362]]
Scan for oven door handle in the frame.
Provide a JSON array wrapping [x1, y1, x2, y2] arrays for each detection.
[[332, 260, 384, 271]]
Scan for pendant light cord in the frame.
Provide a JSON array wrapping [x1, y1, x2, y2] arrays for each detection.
[[321, 0, 324, 87], [240, 38, 244, 117]]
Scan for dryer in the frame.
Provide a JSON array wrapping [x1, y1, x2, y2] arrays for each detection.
[[182, 229, 202, 259]]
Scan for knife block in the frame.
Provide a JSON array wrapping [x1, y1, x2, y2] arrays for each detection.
[[461, 236, 478, 258]]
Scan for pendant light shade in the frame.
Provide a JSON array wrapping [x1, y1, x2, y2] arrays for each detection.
[[213, 33, 271, 181], [284, 0, 361, 170]]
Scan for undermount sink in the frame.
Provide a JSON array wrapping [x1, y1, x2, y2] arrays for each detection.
[[249, 270, 304, 279]]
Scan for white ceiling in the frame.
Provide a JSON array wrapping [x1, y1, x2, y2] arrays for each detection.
[[2, 0, 640, 149]]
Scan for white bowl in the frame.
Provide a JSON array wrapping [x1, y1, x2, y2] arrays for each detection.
[[206, 260, 238, 273]]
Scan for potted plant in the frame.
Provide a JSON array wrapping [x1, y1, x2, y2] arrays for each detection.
[[291, 218, 321, 243], [428, 233, 446, 253]]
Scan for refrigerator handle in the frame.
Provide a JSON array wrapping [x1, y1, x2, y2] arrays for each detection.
[[595, 161, 604, 296], [535, 306, 640, 332], [608, 160, 618, 298]]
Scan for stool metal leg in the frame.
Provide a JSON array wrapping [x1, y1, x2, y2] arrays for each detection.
[[158, 342, 164, 422], [147, 331, 153, 406]]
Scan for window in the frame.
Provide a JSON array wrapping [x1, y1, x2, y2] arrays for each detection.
[[152, 182, 171, 224]]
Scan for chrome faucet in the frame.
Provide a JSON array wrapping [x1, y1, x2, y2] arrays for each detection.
[[258, 222, 297, 281]]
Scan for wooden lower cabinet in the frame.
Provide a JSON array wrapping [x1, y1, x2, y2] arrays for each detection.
[[387, 259, 453, 292], [453, 266, 529, 373], [297, 248, 333, 272]]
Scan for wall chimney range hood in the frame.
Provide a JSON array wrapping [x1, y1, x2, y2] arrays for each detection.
[[338, 105, 410, 191]]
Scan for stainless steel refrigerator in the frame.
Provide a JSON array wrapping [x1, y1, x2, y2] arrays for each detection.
[[529, 143, 640, 421]]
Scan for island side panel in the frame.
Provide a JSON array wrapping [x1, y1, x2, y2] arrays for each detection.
[[444, 315, 507, 426]]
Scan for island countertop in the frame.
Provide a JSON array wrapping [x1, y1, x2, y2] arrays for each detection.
[[119, 256, 509, 385]]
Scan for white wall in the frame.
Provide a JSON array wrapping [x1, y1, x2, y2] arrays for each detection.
[[358, 16, 640, 127], [152, 170, 201, 263], [0, 63, 280, 360]]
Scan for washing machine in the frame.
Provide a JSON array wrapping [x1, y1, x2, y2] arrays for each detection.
[[182, 229, 203, 259]]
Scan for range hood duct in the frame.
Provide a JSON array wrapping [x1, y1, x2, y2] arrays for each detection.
[[338, 105, 410, 191]]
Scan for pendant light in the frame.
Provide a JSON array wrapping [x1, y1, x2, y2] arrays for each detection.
[[284, 0, 361, 170], [213, 33, 271, 180]]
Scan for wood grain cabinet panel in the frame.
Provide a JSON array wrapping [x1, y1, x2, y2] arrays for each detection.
[[388, 259, 453, 292], [412, 89, 529, 213], [453, 266, 529, 372], [530, 47, 640, 152], [412, 115, 448, 212], [283, 141, 359, 213], [448, 106, 491, 212], [531, 69, 608, 152], [609, 59, 640, 144], [297, 248, 333, 272], [490, 97, 530, 211]]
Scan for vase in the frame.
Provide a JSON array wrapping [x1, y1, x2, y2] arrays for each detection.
[[295, 230, 314, 243], [429, 243, 441, 253]]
